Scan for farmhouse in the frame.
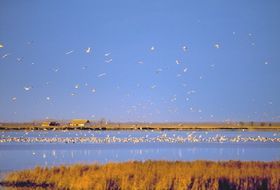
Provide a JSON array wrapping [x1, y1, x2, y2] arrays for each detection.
[[41, 121, 60, 127], [69, 119, 90, 127]]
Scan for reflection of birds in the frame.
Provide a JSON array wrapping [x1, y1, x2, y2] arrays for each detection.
[[85, 47, 91, 53], [65, 50, 74, 55]]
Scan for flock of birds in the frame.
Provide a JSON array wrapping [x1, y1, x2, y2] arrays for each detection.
[[0, 34, 274, 121], [1, 132, 279, 144]]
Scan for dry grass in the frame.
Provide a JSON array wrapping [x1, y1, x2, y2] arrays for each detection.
[[1, 160, 280, 190]]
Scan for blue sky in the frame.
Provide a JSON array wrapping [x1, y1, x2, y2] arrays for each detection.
[[0, 0, 279, 122]]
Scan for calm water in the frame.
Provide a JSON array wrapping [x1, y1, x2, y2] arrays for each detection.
[[0, 130, 279, 171]]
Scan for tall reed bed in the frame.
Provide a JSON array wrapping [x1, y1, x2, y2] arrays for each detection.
[[2, 160, 280, 190]]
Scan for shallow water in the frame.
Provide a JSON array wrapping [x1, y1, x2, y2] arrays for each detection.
[[0, 130, 279, 171]]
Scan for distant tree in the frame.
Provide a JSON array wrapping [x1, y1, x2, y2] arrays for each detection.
[[239, 122, 244, 126], [269, 123, 272, 126], [250, 121, 254, 126], [260, 122, 265, 126]]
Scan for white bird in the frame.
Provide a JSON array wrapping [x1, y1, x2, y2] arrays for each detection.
[[150, 46, 155, 51], [91, 88, 96, 93], [65, 50, 74, 55], [70, 93, 76, 96], [264, 61, 269, 65], [85, 47, 91, 53], [138, 61, 144, 64], [46, 97, 51, 101], [0, 44, 3, 48], [104, 53, 111, 57], [183, 68, 188, 72], [214, 43, 220, 49], [182, 46, 187, 52], [105, 58, 113, 63], [23, 86, 32, 91], [97, 73, 106, 78], [12, 97, 17, 101], [74, 84, 79, 89], [176, 60, 180, 65]]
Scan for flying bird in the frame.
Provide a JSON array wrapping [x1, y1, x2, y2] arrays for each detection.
[[97, 73, 106, 78], [2, 53, 10, 59], [104, 53, 111, 57], [23, 86, 32, 91], [53, 68, 59, 72], [0, 44, 3, 48], [105, 58, 113, 63], [183, 68, 188, 72], [176, 60, 180, 65], [150, 46, 155, 51], [85, 47, 91, 53], [65, 50, 74, 55], [182, 46, 187, 52], [214, 43, 220, 49]]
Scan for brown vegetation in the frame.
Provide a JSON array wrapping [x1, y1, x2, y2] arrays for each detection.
[[1, 160, 280, 190]]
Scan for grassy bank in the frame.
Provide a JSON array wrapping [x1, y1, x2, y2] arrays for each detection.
[[1, 122, 280, 131], [1, 161, 280, 190]]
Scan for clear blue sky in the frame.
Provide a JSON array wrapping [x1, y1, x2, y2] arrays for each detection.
[[0, 0, 279, 122]]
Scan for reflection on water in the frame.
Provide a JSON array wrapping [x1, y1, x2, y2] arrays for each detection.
[[0, 130, 279, 171]]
